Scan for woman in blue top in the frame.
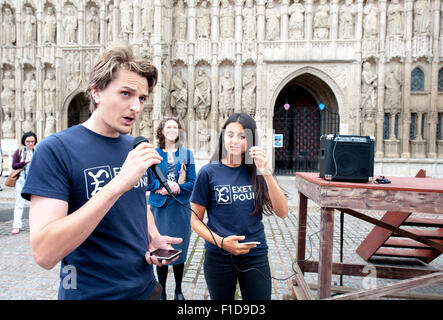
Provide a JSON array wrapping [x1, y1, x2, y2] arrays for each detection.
[[190, 113, 288, 300], [148, 116, 196, 300]]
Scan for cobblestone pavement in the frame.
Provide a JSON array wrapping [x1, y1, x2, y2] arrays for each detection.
[[0, 176, 442, 300]]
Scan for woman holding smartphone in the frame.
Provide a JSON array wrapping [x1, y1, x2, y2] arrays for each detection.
[[190, 113, 288, 300], [148, 116, 196, 300]]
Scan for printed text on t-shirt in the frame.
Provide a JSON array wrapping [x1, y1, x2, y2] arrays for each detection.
[[214, 185, 254, 205]]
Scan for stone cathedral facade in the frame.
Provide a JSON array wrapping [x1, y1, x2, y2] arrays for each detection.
[[1, 0, 443, 177]]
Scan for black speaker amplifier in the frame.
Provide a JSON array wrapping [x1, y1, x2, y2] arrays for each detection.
[[319, 134, 375, 182]]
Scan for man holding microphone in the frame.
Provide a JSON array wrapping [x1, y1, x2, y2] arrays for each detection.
[[21, 44, 182, 300]]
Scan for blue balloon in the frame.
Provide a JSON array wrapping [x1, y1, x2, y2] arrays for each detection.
[[319, 103, 325, 111]]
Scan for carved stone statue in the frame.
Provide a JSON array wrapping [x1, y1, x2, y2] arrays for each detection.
[[120, 0, 133, 35], [197, 119, 211, 156], [265, 0, 280, 41], [288, 0, 305, 40], [44, 70, 57, 117], [219, 70, 235, 119], [363, 0, 378, 38], [22, 111, 34, 133], [413, 0, 430, 36], [242, 69, 256, 117], [384, 66, 402, 114], [2, 7, 16, 46], [139, 112, 153, 139], [2, 113, 14, 139], [220, 0, 234, 39], [141, 0, 154, 35], [86, 6, 100, 44], [339, 0, 356, 39], [196, 0, 211, 39], [174, 0, 187, 41], [23, 6, 37, 45], [243, 0, 256, 39], [360, 62, 377, 121], [170, 70, 188, 119], [43, 6, 57, 44], [23, 72, 37, 119], [314, 0, 330, 40], [387, 0, 403, 37], [44, 114, 55, 137], [106, 3, 114, 42], [1, 70, 15, 121], [63, 6, 78, 44], [194, 69, 211, 120]]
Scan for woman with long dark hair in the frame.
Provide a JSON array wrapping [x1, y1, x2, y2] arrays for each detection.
[[11, 131, 37, 234], [148, 116, 196, 300], [190, 113, 288, 300]]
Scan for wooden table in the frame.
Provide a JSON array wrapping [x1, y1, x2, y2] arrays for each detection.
[[295, 172, 443, 299]]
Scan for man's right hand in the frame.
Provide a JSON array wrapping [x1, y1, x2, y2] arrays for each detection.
[[117, 142, 162, 192]]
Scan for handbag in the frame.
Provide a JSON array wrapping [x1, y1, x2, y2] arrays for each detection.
[[5, 148, 23, 188], [177, 162, 187, 184], [5, 168, 23, 187]]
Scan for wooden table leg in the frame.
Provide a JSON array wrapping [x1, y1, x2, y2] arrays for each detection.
[[317, 207, 335, 299], [297, 192, 308, 273]]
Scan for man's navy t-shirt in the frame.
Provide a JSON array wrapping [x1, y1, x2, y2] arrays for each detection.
[[190, 162, 267, 255], [22, 125, 156, 299]]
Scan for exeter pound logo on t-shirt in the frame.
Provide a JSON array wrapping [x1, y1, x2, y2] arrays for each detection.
[[84, 165, 149, 199], [214, 185, 254, 205]]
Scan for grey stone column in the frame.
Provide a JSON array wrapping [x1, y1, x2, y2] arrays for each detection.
[[401, 0, 414, 159], [428, 0, 441, 159], [375, 0, 387, 158]]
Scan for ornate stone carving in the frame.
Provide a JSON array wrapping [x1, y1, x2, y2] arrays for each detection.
[[219, 70, 235, 119], [63, 5, 78, 44], [360, 61, 377, 137], [139, 111, 153, 140], [413, 0, 431, 36], [363, 0, 378, 38], [384, 65, 402, 115], [23, 6, 37, 45], [386, 0, 403, 37], [339, 0, 356, 40], [106, 2, 114, 43], [243, 0, 256, 39], [170, 69, 188, 119], [196, 0, 211, 39], [1, 70, 15, 125], [314, 0, 330, 40], [44, 69, 56, 119], [120, 0, 133, 37], [86, 6, 100, 44], [174, 0, 187, 41], [43, 6, 57, 45], [220, 0, 234, 39], [23, 71, 37, 122], [265, 0, 280, 41], [142, 0, 154, 35], [194, 68, 211, 120], [242, 68, 256, 117], [288, 0, 305, 40], [197, 119, 211, 157], [2, 7, 16, 46]]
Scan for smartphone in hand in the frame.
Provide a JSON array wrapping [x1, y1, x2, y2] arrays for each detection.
[[150, 248, 182, 260]]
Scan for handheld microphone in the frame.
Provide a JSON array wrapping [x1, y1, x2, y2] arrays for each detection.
[[133, 136, 173, 195]]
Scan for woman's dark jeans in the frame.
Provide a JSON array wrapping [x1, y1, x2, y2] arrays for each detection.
[[204, 250, 271, 300]]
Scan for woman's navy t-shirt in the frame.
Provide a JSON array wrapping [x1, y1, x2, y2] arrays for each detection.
[[190, 162, 267, 256]]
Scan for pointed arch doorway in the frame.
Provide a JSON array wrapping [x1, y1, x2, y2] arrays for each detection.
[[273, 82, 339, 175], [68, 92, 90, 127]]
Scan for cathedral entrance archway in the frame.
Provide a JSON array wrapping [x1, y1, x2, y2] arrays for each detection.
[[68, 92, 90, 128], [273, 75, 340, 175]]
